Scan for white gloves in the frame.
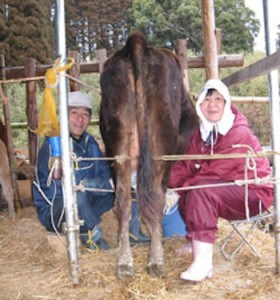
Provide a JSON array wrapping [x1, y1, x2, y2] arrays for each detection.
[[164, 189, 180, 214], [130, 171, 180, 214]]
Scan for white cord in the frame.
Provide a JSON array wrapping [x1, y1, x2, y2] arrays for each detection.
[[33, 141, 66, 246]]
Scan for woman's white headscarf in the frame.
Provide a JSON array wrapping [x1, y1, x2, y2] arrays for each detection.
[[196, 79, 235, 141]]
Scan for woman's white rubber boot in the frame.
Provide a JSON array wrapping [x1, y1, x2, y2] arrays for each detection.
[[180, 240, 213, 282]]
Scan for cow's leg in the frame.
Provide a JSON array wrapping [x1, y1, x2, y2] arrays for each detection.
[[140, 162, 165, 277], [0, 141, 15, 216], [1, 177, 15, 216], [115, 158, 133, 278]]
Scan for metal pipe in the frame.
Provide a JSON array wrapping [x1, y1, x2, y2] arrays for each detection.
[[263, 0, 280, 274], [56, 0, 80, 284]]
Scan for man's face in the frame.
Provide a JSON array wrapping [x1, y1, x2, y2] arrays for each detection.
[[68, 107, 91, 139], [200, 90, 225, 123]]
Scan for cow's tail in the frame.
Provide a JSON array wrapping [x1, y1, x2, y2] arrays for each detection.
[[126, 33, 153, 204]]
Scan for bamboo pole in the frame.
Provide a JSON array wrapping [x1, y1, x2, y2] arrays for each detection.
[[263, 0, 280, 275], [56, 0, 80, 285]]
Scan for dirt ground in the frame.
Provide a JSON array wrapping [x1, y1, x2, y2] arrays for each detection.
[[1, 206, 280, 300]]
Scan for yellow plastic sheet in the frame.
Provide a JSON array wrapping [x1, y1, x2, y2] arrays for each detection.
[[37, 58, 75, 137]]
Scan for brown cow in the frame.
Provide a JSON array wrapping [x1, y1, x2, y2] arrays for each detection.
[[0, 139, 15, 216], [100, 32, 198, 278]]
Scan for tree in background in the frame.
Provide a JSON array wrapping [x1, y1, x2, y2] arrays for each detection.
[[1, 0, 55, 66], [0, 0, 9, 60], [129, 0, 259, 53], [65, 0, 133, 60], [1, 0, 260, 65]]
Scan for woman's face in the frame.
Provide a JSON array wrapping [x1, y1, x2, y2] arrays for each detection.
[[200, 90, 225, 123]]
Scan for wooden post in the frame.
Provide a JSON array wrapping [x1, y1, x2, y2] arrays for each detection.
[[24, 58, 38, 166], [215, 28, 222, 54], [68, 50, 81, 92], [215, 28, 222, 76], [174, 39, 190, 92], [201, 0, 219, 79], [0, 54, 19, 212], [97, 49, 107, 74]]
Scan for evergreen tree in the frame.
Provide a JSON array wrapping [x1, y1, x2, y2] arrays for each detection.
[[65, 0, 133, 60], [0, 0, 9, 59], [129, 0, 259, 54], [6, 0, 55, 66]]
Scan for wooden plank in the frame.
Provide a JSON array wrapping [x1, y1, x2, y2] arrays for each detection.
[[2, 55, 244, 81], [222, 50, 280, 87]]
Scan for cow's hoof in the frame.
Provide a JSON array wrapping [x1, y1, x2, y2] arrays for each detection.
[[148, 263, 165, 278], [117, 264, 133, 279]]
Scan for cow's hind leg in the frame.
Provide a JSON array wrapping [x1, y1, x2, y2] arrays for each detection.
[[115, 159, 133, 278], [139, 167, 165, 277], [147, 191, 165, 277], [0, 141, 15, 216]]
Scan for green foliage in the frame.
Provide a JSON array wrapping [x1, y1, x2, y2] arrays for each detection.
[[65, 0, 133, 60], [0, 0, 55, 66], [220, 51, 268, 96], [0, 0, 261, 66], [0, 1, 272, 148], [129, 0, 259, 53], [187, 51, 271, 146], [214, 0, 259, 53], [221, 51, 271, 145], [0, 1, 9, 58]]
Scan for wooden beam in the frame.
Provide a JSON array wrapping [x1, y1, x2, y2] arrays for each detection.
[[222, 50, 280, 87], [2, 55, 243, 81], [187, 54, 243, 68]]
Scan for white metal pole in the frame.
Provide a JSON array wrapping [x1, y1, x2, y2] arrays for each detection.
[[263, 0, 280, 274], [56, 0, 80, 284]]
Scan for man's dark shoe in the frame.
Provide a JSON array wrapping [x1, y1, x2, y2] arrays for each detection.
[[95, 237, 111, 250], [129, 231, 151, 246], [129, 200, 151, 246], [80, 225, 111, 251]]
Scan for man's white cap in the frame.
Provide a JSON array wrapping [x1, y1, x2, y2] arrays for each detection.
[[68, 91, 92, 111]]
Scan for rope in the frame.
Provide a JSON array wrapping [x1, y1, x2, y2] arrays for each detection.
[[65, 74, 101, 95], [0, 76, 45, 84], [70, 150, 280, 163], [85, 230, 99, 252], [74, 181, 114, 193], [70, 144, 279, 196]]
